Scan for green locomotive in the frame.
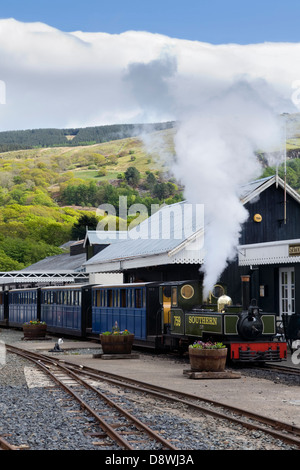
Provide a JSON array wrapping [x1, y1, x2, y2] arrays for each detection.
[[159, 280, 287, 362]]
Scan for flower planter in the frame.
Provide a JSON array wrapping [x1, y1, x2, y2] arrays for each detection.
[[188, 347, 228, 372], [23, 324, 47, 340], [100, 334, 134, 354]]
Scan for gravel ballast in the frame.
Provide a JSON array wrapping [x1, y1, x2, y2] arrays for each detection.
[[0, 329, 298, 451]]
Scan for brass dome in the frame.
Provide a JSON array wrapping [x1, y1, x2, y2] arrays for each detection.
[[217, 294, 232, 313]]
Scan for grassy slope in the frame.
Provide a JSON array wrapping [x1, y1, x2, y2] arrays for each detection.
[[0, 128, 175, 184]]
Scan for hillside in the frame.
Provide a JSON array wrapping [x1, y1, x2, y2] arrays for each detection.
[[0, 122, 175, 152], [0, 127, 182, 270], [0, 116, 300, 272]]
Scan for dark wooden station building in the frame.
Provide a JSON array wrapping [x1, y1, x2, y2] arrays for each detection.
[[84, 175, 300, 323]]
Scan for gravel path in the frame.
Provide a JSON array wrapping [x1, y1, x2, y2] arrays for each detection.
[[0, 329, 298, 451]]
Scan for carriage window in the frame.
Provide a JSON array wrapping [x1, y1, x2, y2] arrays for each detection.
[[171, 287, 178, 307], [102, 290, 106, 307], [135, 289, 142, 308], [120, 289, 126, 307], [107, 290, 113, 307], [127, 290, 132, 308], [115, 289, 120, 307]]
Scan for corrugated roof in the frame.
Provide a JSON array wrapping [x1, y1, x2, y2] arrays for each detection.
[[22, 252, 86, 272], [84, 201, 204, 265], [83, 231, 129, 246], [238, 175, 274, 200], [239, 174, 300, 205]]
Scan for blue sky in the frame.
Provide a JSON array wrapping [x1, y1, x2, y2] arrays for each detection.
[[1, 0, 300, 44]]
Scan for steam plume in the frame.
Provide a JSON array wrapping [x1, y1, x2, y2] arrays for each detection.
[[172, 80, 282, 297]]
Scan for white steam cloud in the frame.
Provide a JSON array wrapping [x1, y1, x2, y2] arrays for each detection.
[[0, 18, 299, 293], [172, 82, 283, 297]]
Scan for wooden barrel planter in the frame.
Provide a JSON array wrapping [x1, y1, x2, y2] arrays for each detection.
[[100, 334, 134, 354], [23, 324, 47, 340], [188, 347, 228, 372]]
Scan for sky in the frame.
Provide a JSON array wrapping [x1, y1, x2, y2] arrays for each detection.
[[1, 0, 300, 44]]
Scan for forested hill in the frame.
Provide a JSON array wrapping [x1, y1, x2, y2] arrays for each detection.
[[0, 121, 175, 152]]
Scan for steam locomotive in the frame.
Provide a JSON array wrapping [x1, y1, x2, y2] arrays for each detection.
[[0, 279, 288, 362]]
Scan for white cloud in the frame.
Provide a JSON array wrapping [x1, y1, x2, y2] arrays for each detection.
[[0, 18, 299, 292], [0, 18, 299, 131]]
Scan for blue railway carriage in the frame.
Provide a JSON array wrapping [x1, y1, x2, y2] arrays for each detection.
[[0, 291, 8, 326], [8, 288, 40, 327], [91, 283, 161, 347], [40, 284, 93, 337]]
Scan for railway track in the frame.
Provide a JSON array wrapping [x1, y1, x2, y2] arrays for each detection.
[[6, 345, 178, 451], [0, 436, 17, 450], [263, 363, 300, 376], [59, 361, 300, 449], [5, 344, 300, 450]]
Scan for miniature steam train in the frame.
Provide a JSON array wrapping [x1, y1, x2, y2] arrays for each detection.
[[0, 279, 288, 362]]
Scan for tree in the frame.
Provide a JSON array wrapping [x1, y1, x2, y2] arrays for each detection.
[[146, 172, 157, 189], [71, 214, 99, 240], [124, 167, 140, 187], [0, 249, 24, 270], [152, 182, 176, 200]]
